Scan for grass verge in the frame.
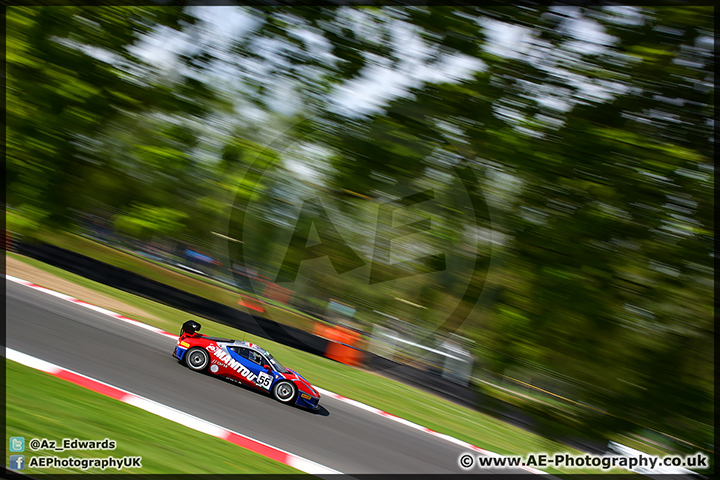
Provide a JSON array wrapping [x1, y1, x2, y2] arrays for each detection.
[[6, 252, 627, 475], [5, 360, 301, 474]]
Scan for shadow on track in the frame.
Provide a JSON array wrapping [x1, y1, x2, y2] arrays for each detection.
[[305, 405, 330, 416]]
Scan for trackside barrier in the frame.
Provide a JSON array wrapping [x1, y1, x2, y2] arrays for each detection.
[[313, 323, 364, 367], [325, 343, 364, 367], [238, 295, 266, 313], [14, 242, 330, 358], [4, 230, 21, 252]]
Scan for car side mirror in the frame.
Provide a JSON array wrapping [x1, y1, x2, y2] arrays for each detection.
[[263, 364, 272, 372]]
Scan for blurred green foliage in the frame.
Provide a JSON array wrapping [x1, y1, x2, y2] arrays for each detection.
[[114, 204, 188, 240]]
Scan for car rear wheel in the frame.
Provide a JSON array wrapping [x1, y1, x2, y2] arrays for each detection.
[[185, 347, 210, 372], [272, 380, 297, 403]]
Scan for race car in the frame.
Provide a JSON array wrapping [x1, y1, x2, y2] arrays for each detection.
[[172, 320, 320, 410]]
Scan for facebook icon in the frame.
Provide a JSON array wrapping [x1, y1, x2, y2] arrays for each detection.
[[10, 455, 25, 470]]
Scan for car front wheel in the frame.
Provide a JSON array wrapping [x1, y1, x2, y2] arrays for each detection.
[[185, 347, 210, 372], [272, 380, 297, 403]]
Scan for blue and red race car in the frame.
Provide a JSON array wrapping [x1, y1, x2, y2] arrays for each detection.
[[173, 320, 320, 410]]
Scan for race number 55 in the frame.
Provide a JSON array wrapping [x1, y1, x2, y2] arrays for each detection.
[[256, 372, 272, 390]]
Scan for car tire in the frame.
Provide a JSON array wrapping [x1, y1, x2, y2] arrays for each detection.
[[272, 380, 297, 404], [185, 347, 210, 372]]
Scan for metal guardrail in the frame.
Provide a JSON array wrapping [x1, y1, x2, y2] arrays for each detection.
[[368, 324, 474, 386], [4, 230, 22, 252]]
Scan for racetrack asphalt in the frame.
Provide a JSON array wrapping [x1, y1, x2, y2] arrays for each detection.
[[6, 280, 529, 474]]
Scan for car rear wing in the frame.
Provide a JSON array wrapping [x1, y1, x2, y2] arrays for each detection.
[[181, 320, 201, 336]]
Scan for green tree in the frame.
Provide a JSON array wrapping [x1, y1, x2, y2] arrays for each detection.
[[5, 6, 216, 228], [114, 204, 188, 241]]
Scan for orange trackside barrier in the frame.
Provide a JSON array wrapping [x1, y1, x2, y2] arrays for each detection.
[[325, 341, 364, 367], [312, 323, 333, 339], [238, 295, 266, 313], [313, 323, 364, 366], [313, 323, 359, 344]]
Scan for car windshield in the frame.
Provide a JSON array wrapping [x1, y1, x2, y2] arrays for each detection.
[[263, 352, 288, 373]]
